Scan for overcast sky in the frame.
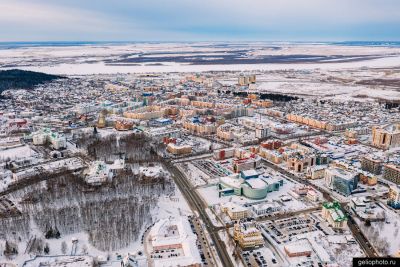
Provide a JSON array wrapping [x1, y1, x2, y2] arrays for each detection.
[[1, 0, 399, 42]]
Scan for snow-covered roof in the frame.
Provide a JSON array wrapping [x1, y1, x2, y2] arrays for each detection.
[[148, 216, 202, 267], [245, 178, 267, 189]]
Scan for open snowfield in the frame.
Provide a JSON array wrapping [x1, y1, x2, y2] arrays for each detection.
[[1, 42, 400, 75], [256, 81, 400, 100]]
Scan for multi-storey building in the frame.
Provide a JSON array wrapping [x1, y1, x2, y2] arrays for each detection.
[[221, 202, 249, 220], [383, 164, 400, 185], [233, 222, 264, 249], [32, 128, 67, 150], [388, 185, 400, 209], [321, 202, 347, 229], [325, 167, 358, 196], [372, 123, 400, 149], [361, 156, 383, 175]]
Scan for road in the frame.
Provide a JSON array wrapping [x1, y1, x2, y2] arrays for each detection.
[[260, 158, 379, 257], [163, 161, 234, 267]]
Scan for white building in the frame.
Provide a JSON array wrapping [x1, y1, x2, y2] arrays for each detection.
[[32, 128, 67, 149], [147, 216, 202, 267], [251, 202, 281, 216], [255, 127, 269, 139], [84, 161, 113, 185]]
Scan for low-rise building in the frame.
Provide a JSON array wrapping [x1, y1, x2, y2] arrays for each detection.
[[321, 202, 347, 229], [147, 216, 202, 267], [221, 202, 249, 220], [167, 143, 192, 155], [251, 202, 281, 216], [32, 128, 67, 149], [233, 221, 264, 249], [307, 165, 327, 179]]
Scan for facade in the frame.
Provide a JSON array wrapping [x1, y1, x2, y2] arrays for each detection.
[[253, 100, 273, 108], [259, 148, 283, 164], [251, 202, 281, 216], [361, 156, 383, 175], [383, 164, 400, 185], [216, 123, 234, 141], [325, 167, 358, 196], [306, 165, 327, 179], [306, 189, 321, 202], [388, 185, 400, 209], [233, 157, 261, 173], [114, 120, 134, 131], [233, 222, 264, 249], [287, 153, 316, 173], [286, 113, 357, 131], [221, 202, 249, 220], [183, 120, 217, 135], [213, 148, 235, 160], [238, 74, 256, 86], [372, 123, 400, 149], [321, 202, 347, 229], [167, 143, 192, 155], [32, 128, 67, 150], [123, 105, 166, 120], [255, 127, 269, 139], [260, 140, 283, 150]]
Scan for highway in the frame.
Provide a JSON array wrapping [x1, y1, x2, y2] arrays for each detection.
[[163, 160, 234, 267], [260, 158, 379, 257]]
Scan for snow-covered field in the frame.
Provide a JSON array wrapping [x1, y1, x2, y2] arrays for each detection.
[[0, 145, 37, 161], [6, 56, 400, 75], [1, 43, 400, 75], [356, 207, 400, 256], [256, 81, 400, 101]]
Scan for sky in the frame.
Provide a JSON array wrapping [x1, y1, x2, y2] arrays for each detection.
[[0, 0, 400, 42]]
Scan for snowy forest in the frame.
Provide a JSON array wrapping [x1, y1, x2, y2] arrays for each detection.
[[0, 132, 174, 258]]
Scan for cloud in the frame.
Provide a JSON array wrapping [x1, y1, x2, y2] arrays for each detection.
[[0, 0, 399, 41]]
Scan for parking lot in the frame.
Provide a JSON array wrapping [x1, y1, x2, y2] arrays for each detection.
[[241, 247, 280, 267], [192, 159, 231, 179], [261, 215, 317, 244], [188, 216, 214, 266]]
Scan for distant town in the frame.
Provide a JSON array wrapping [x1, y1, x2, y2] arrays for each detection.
[[0, 56, 400, 267]]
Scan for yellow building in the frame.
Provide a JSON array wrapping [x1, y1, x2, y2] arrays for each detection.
[[372, 123, 400, 150], [190, 101, 214, 108], [183, 121, 216, 135], [123, 105, 166, 120], [167, 143, 192, 155], [221, 202, 248, 220], [233, 222, 264, 249]]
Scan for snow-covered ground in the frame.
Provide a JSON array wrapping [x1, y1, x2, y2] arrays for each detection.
[[355, 207, 400, 256], [6, 56, 400, 75], [1, 43, 400, 75], [0, 184, 192, 267], [0, 145, 37, 161], [256, 81, 400, 101]]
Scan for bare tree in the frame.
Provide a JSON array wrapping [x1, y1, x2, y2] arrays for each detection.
[[61, 241, 67, 254]]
